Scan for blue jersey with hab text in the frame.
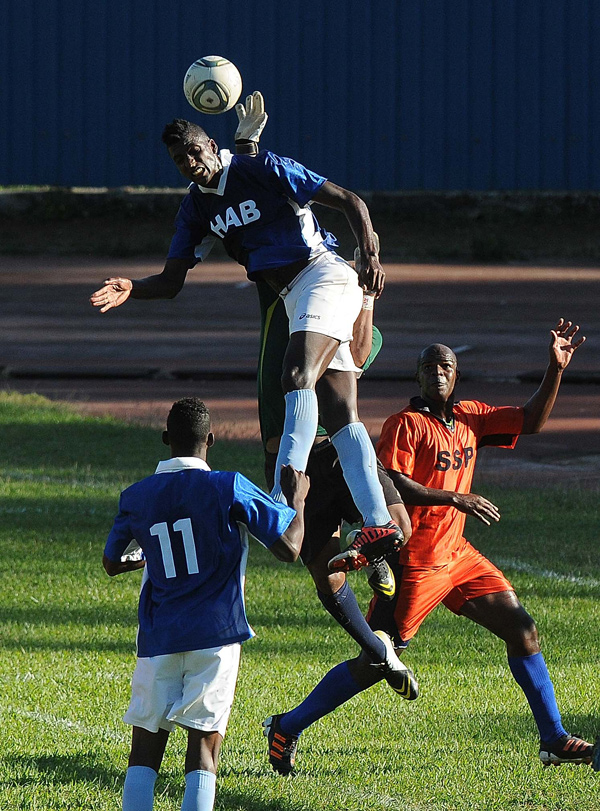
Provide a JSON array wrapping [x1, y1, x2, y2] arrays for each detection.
[[103, 457, 296, 657], [167, 150, 338, 277]]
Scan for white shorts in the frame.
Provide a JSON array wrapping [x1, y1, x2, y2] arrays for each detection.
[[123, 643, 241, 736], [280, 251, 362, 373]]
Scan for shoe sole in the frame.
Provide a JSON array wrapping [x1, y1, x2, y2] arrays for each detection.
[[328, 549, 369, 572]]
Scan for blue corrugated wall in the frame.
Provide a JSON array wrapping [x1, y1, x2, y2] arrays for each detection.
[[2, 0, 599, 190]]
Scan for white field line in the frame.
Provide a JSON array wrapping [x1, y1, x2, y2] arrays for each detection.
[[8, 708, 127, 742], [342, 788, 445, 811], [494, 558, 600, 589]]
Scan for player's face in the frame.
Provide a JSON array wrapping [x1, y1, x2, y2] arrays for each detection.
[[417, 349, 458, 403], [168, 137, 222, 187]]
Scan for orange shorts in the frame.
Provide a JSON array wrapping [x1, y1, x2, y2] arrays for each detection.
[[367, 541, 512, 646]]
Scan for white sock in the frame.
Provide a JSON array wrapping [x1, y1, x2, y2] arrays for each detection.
[[181, 769, 216, 811], [122, 765, 157, 811], [270, 389, 318, 503], [331, 422, 391, 526]]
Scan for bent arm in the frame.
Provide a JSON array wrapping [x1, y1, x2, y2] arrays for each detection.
[[521, 319, 586, 434], [350, 302, 374, 368], [311, 181, 384, 295], [269, 467, 309, 562], [387, 470, 500, 526]]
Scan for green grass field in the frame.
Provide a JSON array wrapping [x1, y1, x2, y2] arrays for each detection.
[[0, 391, 598, 810]]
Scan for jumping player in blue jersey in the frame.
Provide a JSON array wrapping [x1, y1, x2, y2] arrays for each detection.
[[102, 397, 309, 811], [91, 94, 403, 571]]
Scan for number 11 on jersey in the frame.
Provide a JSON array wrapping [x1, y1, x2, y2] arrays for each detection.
[[150, 518, 199, 577]]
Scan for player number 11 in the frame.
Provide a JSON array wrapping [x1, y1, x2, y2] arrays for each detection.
[[149, 518, 199, 578]]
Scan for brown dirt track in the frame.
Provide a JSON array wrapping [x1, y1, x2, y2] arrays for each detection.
[[2, 256, 600, 488]]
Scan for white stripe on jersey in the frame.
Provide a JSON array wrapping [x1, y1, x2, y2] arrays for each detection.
[[286, 198, 328, 258]]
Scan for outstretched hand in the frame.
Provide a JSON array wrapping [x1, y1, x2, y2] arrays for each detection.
[[549, 319, 586, 370], [235, 91, 268, 143], [453, 493, 500, 526], [90, 277, 133, 312]]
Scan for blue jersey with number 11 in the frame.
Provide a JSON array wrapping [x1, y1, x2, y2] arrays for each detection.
[[104, 458, 295, 657], [167, 150, 338, 277]]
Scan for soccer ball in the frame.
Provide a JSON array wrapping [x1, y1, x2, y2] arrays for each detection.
[[183, 56, 242, 114]]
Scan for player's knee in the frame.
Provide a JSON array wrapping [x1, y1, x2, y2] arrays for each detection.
[[514, 611, 540, 653], [281, 366, 316, 392]]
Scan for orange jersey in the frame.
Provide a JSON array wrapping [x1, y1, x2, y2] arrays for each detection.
[[376, 398, 524, 565]]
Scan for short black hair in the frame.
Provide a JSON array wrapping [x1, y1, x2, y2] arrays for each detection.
[[166, 397, 211, 447], [161, 119, 209, 148]]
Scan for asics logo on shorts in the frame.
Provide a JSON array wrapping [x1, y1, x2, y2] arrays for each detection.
[[211, 200, 261, 237], [299, 313, 321, 320]]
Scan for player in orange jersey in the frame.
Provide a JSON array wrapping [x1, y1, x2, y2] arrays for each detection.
[[263, 320, 594, 774], [371, 319, 592, 767]]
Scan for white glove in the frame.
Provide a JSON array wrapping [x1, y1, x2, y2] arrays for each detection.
[[235, 91, 268, 143]]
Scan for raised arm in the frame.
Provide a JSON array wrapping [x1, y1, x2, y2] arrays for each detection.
[[234, 91, 268, 156], [521, 319, 586, 434], [90, 257, 194, 312], [311, 181, 384, 297], [269, 465, 310, 562], [387, 469, 501, 527]]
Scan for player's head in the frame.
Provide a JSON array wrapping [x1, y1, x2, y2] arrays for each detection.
[[416, 344, 459, 403], [163, 397, 214, 457], [162, 119, 221, 188]]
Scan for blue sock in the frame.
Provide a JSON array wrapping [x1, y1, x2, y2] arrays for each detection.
[[318, 581, 387, 663], [279, 660, 363, 736], [270, 389, 318, 502], [508, 652, 567, 743], [331, 422, 391, 526], [181, 769, 216, 811], [122, 765, 157, 811]]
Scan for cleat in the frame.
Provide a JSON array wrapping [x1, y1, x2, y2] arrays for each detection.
[[370, 630, 419, 700], [365, 557, 396, 601], [328, 522, 403, 573], [592, 735, 600, 772], [539, 734, 593, 766], [262, 714, 299, 775]]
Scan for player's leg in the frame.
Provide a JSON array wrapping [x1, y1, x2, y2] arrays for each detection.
[[269, 329, 340, 500], [314, 366, 403, 566], [255, 279, 288, 485], [303, 441, 407, 665], [445, 546, 593, 765], [123, 726, 169, 811], [122, 654, 180, 810], [271, 255, 401, 554], [318, 367, 394, 525], [263, 641, 417, 775], [180, 729, 222, 811]]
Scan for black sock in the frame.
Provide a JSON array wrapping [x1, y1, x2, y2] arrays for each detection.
[[318, 580, 387, 663]]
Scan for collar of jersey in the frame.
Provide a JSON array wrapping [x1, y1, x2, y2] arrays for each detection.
[[155, 457, 212, 474], [189, 149, 233, 196], [410, 395, 460, 430]]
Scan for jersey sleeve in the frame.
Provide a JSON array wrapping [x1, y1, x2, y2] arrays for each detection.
[[376, 412, 419, 476], [467, 401, 524, 448], [103, 493, 135, 562], [261, 152, 327, 207], [230, 473, 296, 548], [167, 195, 213, 264], [361, 325, 383, 373]]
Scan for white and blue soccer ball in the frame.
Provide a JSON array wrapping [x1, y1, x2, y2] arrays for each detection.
[[183, 55, 242, 114]]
